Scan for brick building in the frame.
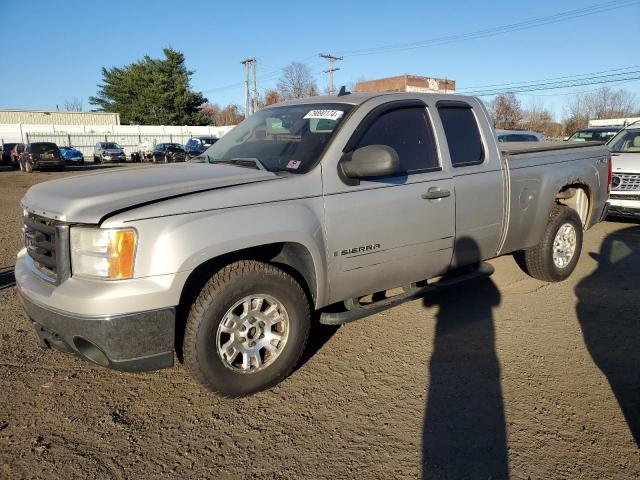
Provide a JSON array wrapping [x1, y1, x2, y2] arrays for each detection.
[[355, 75, 456, 94]]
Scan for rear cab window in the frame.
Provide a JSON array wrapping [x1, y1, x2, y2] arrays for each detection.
[[437, 102, 484, 167]]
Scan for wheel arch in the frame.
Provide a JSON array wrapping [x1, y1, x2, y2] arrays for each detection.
[[555, 182, 591, 228], [174, 242, 319, 363]]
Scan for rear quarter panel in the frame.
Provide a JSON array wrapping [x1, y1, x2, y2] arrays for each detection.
[[499, 146, 609, 255]]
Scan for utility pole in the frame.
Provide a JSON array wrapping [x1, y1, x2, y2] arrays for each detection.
[[251, 59, 258, 113], [319, 53, 343, 95], [240, 57, 255, 118]]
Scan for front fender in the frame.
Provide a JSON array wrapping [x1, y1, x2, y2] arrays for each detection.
[[113, 198, 329, 307]]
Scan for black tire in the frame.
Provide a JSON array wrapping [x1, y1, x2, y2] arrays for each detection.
[[183, 260, 311, 397], [521, 205, 583, 282], [94, 156, 101, 164]]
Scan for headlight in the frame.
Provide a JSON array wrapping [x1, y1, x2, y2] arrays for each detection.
[[70, 227, 137, 279]]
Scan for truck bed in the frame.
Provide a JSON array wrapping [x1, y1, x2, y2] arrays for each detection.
[[500, 141, 605, 155]]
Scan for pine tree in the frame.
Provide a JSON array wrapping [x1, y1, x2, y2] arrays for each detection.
[[89, 48, 209, 125]]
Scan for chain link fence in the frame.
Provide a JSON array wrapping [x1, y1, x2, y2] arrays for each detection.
[[24, 132, 199, 161]]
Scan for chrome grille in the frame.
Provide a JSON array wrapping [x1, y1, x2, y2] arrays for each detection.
[[22, 213, 70, 284], [612, 173, 640, 191]]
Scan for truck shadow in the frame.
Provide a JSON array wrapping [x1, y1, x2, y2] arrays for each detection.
[[421, 238, 508, 479], [575, 225, 640, 447]]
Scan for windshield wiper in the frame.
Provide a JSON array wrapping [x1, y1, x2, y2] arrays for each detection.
[[214, 157, 267, 171]]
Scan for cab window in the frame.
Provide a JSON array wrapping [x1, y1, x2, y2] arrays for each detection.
[[437, 105, 484, 167], [355, 107, 439, 174]]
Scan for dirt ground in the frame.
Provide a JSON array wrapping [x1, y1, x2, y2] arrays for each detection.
[[0, 165, 638, 479]]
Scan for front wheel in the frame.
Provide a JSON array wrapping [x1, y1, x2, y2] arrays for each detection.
[[183, 261, 311, 397], [520, 205, 583, 282]]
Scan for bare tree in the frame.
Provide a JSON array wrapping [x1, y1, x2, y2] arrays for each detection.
[[562, 87, 640, 133], [522, 98, 562, 139], [489, 93, 523, 129], [263, 89, 281, 106], [63, 97, 83, 112], [276, 62, 318, 100], [200, 103, 244, 125]]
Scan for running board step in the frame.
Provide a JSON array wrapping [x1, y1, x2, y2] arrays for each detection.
[[319, 262, 495, 326]]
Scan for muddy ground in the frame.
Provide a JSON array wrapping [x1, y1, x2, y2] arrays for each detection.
[[0, 165, 638, 479]]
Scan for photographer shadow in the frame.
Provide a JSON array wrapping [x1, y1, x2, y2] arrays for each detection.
[[575, 225, 640, 446], [422, 238, 508, 479]]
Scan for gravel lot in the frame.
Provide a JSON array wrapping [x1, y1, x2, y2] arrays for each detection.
[[0, 165, 638, 479]]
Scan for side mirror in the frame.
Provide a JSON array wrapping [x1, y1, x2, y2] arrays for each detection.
[[339, 144, 400, 183]]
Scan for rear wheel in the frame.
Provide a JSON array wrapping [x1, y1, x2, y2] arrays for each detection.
[[183, 260, 311, 397], [520, 205, 583, 282]]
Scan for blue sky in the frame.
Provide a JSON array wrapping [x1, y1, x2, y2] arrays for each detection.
[[1, 0, 639, 120]]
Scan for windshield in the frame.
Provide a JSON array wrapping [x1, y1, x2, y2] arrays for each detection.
[[102, 143, 121, 149], [568, 129, 618, 142], [200, 138, 217, 146], [191, 103, 353, 173], [608, 128, 640, 153]]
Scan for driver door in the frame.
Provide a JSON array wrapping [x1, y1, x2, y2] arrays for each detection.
[[323, 101, 455, 304]]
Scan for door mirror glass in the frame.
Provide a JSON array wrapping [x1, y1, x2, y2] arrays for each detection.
[[340, 144, 400, 179]]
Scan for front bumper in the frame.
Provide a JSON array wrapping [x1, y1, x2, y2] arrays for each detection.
[[20, 291, 175, 371], [607, 196, 640, 217]]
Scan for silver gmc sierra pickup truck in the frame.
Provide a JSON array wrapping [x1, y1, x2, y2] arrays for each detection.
[[16, 92, 611, 397]]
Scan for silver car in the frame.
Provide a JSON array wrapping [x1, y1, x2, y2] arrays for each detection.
[[93, 142, 126, 163]]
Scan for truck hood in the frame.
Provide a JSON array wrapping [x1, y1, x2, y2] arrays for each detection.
[[611, 152, 640, 174], [22, 163, 279, 223]]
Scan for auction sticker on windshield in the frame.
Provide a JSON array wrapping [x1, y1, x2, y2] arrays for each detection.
[[304, 109, 344, 121]]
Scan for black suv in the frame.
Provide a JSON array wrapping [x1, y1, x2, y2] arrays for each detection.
[[185, 136, 218, 159], [20, 142, 64, 172]]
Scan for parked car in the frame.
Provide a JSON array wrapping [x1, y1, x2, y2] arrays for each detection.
[[566, 126, 622, 143], [59, 146, 85, 165], [496, 129, 542, 142], [185, 136, 219, 159], [19, 142, 64, 172], [2, 143, 19, 165], [16, 92, 610, 397], [93, 142, 126, 163], [152, 143, 186, 163], [131, 141, 153, 162], [10, 143, 25, 168], [606, 121, 640, 217]]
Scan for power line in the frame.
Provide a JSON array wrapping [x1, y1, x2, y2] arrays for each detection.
[[457, 65, 640, 91], [198, 0, 640, 95], [464, 71, 640, 97], [517, 79, 640, 97], [334, 0, 639, 57]]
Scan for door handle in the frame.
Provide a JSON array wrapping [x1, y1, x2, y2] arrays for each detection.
[[421, 187, 451, 200]]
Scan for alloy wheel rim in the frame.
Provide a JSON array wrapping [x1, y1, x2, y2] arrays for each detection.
[[216, 294, 289, 373], [552, 223, 577, 268]]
